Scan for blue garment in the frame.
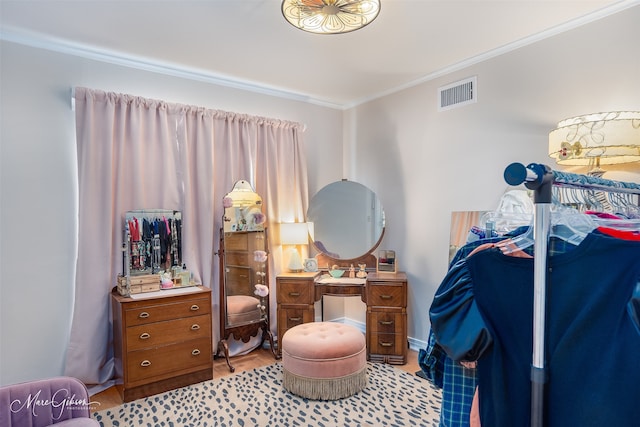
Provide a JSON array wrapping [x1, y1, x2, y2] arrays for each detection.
[[422, 234, 522, 427], [418, 331, 445, 388], [423, 227, 570, 427], [431, 230, 640, 426]]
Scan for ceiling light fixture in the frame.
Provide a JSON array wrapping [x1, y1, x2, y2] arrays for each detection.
[[281, 0, 381, 35], [548, 111, 640, 176]]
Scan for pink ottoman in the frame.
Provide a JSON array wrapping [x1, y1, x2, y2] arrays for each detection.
[[281, 322, 367, 400]]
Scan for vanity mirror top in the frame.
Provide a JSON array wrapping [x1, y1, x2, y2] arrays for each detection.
[[307, 180, 385, 268]]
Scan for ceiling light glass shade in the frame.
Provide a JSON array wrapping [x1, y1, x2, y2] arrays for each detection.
[[548, 111, 640, 166], [281, 0, 381, 35]]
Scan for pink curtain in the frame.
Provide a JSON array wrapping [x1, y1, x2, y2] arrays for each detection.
[[66, 87, 307, 389]]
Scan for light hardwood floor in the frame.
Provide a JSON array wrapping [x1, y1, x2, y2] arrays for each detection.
[[91, 348, 424, 411]]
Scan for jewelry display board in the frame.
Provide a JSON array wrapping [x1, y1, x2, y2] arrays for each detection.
[[119, 209, 183, 296]]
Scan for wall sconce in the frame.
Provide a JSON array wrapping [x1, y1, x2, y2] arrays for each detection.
[[548, 111, 640, 176], [280, 222, 309, 272]]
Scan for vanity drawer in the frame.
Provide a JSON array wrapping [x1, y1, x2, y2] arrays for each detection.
[[367, 283, 406, 308], [278, 307, 314, 332], [126, 337, 212, 383], [124, 296, 211, 326], [368, 332, 405, 356], [277, 281, 313, 304], [368, 312, 404, 334], [125, 314, 211, 351]]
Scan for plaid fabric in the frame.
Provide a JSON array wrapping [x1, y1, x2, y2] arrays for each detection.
[[439, 358, 477, 427]]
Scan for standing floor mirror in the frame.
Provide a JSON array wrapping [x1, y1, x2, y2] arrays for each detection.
[[216, 180, 278, 372]]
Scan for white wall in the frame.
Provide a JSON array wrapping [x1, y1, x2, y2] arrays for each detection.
[[1, 5, 639, 386], [349, 6, 640, 345], [0, 42, 343, 386]]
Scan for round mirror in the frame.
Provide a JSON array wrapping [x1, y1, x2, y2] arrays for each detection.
[[307, 180, 385, 260]]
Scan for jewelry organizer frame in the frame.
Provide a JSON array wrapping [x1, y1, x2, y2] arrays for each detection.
[[119, 209, 183, 297]]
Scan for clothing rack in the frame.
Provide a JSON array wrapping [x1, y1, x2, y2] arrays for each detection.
[[503, 162, 640, 427]]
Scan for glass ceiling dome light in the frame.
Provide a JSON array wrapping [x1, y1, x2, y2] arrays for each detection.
[[281, 0, 381, 35]]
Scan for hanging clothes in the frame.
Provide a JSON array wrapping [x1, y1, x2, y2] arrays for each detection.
[[420, 227, 531, 427], [430, 229, 640, 427]]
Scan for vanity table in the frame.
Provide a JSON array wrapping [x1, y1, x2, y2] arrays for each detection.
[[276, 271, 407, 364], [279, 180, 408, 364]]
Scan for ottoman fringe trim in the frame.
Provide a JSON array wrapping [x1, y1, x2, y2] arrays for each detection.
[[282, 366, 367, 400]]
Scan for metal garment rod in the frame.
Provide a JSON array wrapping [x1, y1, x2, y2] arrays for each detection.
[[552, 170, 640, 196], [504, 162, 552, 427], [504, 162, 640, 427]]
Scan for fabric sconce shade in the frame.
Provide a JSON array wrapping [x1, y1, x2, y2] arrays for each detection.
[[548, 111, 640, 171], [280, 222, 309, 272]]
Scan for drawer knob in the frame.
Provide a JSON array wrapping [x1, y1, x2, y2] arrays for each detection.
[[191, 324, 200, 331], [288, 292, 300, 297], [190, 304, 200, 311], [379, 320, 394, 326], [380, 295, 393, 300], [192, 349, 201, 356], [288, 317, 302, 322], [379, 341, 393, 347], [138, 312, 150, 319], [140, 360, 152, 367], [139, 332, 151, 340]]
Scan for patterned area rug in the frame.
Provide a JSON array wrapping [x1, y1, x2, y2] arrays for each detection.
[[93, 362, 441, 426]]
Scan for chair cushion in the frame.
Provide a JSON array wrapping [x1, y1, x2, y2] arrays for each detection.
[[226, 295, 262, 325]]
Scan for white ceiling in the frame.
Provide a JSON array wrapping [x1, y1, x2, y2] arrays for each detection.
[[1, 0, 637, 108]]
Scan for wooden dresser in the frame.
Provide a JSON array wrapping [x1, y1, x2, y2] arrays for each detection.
[[111, 286, 213, 402], [275, 271, 408, 364]]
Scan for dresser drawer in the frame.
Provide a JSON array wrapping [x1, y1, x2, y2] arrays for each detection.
[[368, 284, 406, 307], [126, 337, 212, 383], [124, 297, 211, 326], [126, 314, 212, 351], [368, 332, 405, 356], [277, 281, 313, 304], [368, 312, 404, 334]]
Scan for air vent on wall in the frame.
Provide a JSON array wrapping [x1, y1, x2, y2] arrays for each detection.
[[438, 76, 477, 111]]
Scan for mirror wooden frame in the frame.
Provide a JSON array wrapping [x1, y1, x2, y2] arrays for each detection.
[[216, 181, 278, 372]]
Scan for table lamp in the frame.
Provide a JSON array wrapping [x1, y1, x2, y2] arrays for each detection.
[[280, 222, 309, 272]]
